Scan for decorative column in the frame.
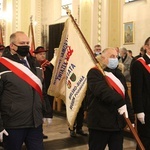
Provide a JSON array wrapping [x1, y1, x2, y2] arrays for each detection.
[[88, 0, 102, 48], [97, 0, 102, 45], [12, 0, 20, 31], [35, 0, 42, 47]]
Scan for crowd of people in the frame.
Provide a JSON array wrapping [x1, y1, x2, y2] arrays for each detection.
[[0, 31, 150, 150]]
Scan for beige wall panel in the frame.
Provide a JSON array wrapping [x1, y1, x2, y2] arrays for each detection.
[[80, 0, 92, 45], [20, 0, 31, 34], [108, 0, 121, 48], [101, 0, 109, 49]]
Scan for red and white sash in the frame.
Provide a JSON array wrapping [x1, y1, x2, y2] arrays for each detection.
[[104, 71, 125, 99], [138, 57, 150, 73], [0, 57, 43, 100]]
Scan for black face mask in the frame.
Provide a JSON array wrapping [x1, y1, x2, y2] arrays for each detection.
[[13, 43, 30, 57]]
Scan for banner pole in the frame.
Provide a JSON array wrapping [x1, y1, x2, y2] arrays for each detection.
[[30, 16, 35, 51], [65, 8, 105, 75], [123, 114, 145, 150]]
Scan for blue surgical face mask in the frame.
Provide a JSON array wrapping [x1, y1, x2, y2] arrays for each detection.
[[107, 58, 118, 69]]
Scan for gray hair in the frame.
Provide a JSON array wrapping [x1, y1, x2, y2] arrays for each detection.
[[119, 47, 127, 53], [10, 31, 25, 43]]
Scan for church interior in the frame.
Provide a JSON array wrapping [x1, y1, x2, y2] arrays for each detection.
[[0, 0, 149, 149]]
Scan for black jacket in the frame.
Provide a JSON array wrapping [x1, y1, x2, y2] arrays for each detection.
[[131, 54, 150, 137], [36, 60, 54, 118], [0, 48, 50, 131], [86, 67, 134, 131], [130, 53, 142, 75], [43, 64, 54, 118]]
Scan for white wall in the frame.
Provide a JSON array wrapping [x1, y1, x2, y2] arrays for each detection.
[[123, 0, 149, 56]]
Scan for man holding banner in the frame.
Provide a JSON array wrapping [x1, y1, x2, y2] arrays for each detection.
[[0, 31, 49, 150], [86, 48, 135, 150]]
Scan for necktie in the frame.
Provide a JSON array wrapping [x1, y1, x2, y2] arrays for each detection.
[[20, 59, 29, 68]]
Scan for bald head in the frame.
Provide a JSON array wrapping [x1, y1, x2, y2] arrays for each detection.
[[96, 48, 118, 68], [9, 31, 30, 56], [10, 31, 29, 44], [101, 48, 117, 57]]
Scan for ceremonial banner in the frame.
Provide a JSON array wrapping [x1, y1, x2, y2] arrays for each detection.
[[48, 18, 95, 127], [28, 21, 35, 56]]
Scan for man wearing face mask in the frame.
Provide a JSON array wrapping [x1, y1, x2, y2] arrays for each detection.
[[93, 44, 101, 57], [119, 47, 132, 82], [86, 48, 135, 150], [0, 31, 49, 150]]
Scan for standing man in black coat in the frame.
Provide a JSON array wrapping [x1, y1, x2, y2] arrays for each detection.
[[34, 46, 54, 139], [131, 37, 150, 150], [34, 46, 54, 122], [0, 31, 50, 150], [86, 48, 134, 150]]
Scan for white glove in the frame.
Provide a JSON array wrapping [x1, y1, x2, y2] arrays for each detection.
[[118, 104, 128, 118], [137, 112, 145, 124], [0, 129, 9, 142], [126, 124, 135, 131], [43, 118, 52, 126]]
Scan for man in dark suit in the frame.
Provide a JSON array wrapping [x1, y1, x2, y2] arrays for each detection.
[[131, 37, 150, 150]]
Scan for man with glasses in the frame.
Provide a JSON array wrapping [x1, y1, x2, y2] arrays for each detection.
[[93, 44, 101, 57]]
